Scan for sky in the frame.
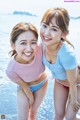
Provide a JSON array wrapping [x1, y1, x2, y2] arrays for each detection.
[[0, 0, 80, 17]]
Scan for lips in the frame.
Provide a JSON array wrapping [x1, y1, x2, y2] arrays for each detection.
[[24, 52, 32, 56], [43, 36, 52, 42]]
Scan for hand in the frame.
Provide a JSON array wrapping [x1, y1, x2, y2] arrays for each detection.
[[23, 86, 34, 106], [27, 91, 34, 106], [70, 100, 80, 112], [17, 80, 34, 106]]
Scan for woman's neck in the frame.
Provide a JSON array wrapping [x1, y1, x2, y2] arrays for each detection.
[[45, 41, 63, 64], [46, 41, 62, 54]]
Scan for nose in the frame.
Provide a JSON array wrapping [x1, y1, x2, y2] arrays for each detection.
[[44, 28, 50, 35], [26, 44, 32, 51]]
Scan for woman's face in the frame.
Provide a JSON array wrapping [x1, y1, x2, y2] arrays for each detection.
[[12, 31, 37, 64], [40, 17, 64, 46]]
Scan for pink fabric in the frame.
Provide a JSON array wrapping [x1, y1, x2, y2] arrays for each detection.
[[6, 45, 45, 82]]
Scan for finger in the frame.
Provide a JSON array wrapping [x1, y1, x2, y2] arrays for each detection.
[[74, 107, 79, 112], [73, 105, 79, 112], [73, 108, 78, 112]]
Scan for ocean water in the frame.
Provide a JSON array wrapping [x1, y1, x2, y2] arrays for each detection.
[[0, 14, 80, 120]]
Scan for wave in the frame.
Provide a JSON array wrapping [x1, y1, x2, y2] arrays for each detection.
[[0, 12, 80, 20], [70, 16, 80, 19]]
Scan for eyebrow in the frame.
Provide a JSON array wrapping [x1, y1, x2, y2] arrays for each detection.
[[51, 25, 59, 29], [19, 40, 27, 43], [50, 22, 59, 29], [43, 22, 59, 29], [20, 39, 37, 42]]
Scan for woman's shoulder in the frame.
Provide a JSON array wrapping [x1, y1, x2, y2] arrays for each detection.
[[59, 42, 78, 69], [59, 42, 77, 61], [6, 55, 16, 71], [59, 42, 75, 55]]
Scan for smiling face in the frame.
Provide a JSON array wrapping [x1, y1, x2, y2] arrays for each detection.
[[12, 31, 38, 64], [40, 18, 65, 46], [40, 8, 69, 47]]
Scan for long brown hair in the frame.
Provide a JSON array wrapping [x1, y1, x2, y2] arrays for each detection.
[[10, 22, 38, 56], [41, 8, 74, 47]]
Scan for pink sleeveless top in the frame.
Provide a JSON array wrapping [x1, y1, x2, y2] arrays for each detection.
[[6, 45, 45, 83]]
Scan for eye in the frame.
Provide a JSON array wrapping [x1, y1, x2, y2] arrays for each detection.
[[41, 23, 47, 28], [50, 27, 58, 32], [20, 42, 26, 45], [31, 41, 37, 44]]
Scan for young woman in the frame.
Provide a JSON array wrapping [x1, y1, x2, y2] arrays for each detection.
[[6, 22, 48, 120], [40, 8, 80, 120]]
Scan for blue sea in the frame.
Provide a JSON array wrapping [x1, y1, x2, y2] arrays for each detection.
[[0, 14, 80, 120]]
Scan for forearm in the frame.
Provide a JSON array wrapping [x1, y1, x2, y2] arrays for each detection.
[[66, 69, 77, 101], [17, 80, 34, 105], [17, 80, 29, 88], [16, 80, 33, 97], [69, 83, 77, 102], [66, 69, 79, 111]]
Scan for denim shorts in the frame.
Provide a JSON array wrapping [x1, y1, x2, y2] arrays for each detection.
[[17, 79, 47, 92]]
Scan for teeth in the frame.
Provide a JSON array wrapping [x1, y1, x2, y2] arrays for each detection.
[[25, 53, 31, 56], [45, 38, 49, 40], [44, 36, 50, 40], [44, 38, 52, 41]]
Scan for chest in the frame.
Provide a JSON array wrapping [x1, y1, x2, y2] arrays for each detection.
[[46, 53, 57, 64], [15, 59, 45, 82], [43, 52, 65, 74], [45, 48, 59, 64]]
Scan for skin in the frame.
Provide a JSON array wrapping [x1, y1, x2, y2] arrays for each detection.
[[12, 31, 37, 64], [11, 30, 48, 120], [40, 17, 80, 120]]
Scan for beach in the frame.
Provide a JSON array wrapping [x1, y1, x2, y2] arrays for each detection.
[[0, 14, 80, 120]]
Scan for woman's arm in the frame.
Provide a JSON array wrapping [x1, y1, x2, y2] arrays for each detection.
[[17, 80, 34, 105], [6, 70, 34, 105], [66, 68, 80, 111]]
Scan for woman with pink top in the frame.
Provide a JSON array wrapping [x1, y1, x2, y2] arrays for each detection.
[[6, 22, 48, 120]]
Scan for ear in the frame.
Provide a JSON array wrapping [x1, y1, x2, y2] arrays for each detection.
[[61, 31, 67, 40]]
